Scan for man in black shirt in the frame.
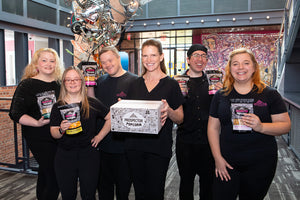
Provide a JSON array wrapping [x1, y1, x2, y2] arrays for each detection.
[[176, 44, 220, 200], [88, 46, 137, 200]]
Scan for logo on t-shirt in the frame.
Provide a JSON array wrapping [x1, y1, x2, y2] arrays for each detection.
[[254, 100, 267, 107], [117, 91, 127, 98]]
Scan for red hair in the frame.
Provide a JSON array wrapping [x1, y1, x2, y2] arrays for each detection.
[[222, 48, 266, 95]]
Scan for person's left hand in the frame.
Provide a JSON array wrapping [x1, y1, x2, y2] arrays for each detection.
[[241, 113, 262, 132], [91, 135, 102, 147], [214, 82, 223, 91], [160, 99, 169, 126]]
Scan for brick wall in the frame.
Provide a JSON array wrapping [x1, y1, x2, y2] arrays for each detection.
[[0, 86, 23, 166]]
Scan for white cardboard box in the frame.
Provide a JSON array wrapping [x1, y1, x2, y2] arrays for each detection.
[[110, 100, 163, 134]]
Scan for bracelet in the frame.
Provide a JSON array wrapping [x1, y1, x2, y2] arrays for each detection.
[[59, 128, 65, 135]]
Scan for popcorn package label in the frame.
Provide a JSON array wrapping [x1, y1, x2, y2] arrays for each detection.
[[110, 100, 163, 134], [174, 75, 189, 97], [82, 62, 97, 86], [58, 103, 83, 135], [231, 99, 254, 133], [206, 70, 223, 95], [36, 90, 56, 119]]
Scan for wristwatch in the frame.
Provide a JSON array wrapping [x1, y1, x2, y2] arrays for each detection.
[[59, 127, 65, 135]]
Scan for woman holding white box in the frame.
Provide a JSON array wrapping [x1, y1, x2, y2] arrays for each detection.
[[125, 39, 184, 200]]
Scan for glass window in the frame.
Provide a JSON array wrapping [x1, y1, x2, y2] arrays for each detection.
[[60, 0, 72, 9], [28, 34, 49, 54], [60, 11, 71, 27], [214, 0, 248, 13], [170, 31, 176, 37], [148, 0, 177, 18], [176, 48, 187, 75], [2, 0, 23, 16], [5, 30, 16, 86], [156, 31, 170, 38], [133, 4, 146, 19], [45, 0, 56, 3], [141, 31, 156, 39], [251, 0, 285, 10], [27, 0, 56, 24], [163, 48, 175, 76], [177, 30, 185, 37], [180, 0, 211, 16]]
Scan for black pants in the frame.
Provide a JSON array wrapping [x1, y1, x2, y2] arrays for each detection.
[[27, 140, 59, 200], [212, 154, 277, 200], [98, 150, 132, 200], [176, 141, 214, 200], [126, 150, 170, 200], [55, 146, 100, 200]]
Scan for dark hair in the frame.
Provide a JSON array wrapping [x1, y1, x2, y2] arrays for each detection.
[[187, 44, 208, 58], [141, 39, 167, 75]]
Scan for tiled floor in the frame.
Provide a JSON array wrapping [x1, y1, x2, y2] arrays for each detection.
[[0, 136, 299, 200]]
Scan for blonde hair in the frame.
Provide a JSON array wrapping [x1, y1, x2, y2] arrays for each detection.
[[222, 48, 266, 95], [58, 66, 90, 119], [141, 39, 167, 75], [21, 48, 63, 81]]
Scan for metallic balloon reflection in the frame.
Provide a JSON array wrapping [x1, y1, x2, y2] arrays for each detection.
[[69, 0, 151, 59]]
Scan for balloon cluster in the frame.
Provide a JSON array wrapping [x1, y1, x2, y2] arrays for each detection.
[[68, 0, 150, 60]]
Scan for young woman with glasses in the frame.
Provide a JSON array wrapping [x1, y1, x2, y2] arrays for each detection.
[[50, 66, 111, 200]]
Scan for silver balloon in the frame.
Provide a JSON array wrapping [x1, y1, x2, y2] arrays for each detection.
[[70, 0, 146, 58]]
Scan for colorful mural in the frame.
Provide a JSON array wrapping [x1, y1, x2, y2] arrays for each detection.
[[201, 32, 279, 86]]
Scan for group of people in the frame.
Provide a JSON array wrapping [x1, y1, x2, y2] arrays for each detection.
[[9, 38, 291, 200]]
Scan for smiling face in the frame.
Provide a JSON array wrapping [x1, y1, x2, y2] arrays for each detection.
[[100, 50, 123, 77], [230, 53, 256, 84], [141, 45, 164, 73], [187, 50, 208, 74], [64, 69, 82, 95], [36, 52, 56, 76]]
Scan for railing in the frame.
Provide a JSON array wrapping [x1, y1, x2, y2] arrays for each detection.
[[275, 0, 300, 160], [275, 0, 300, 88], [0, 99, 37, 175], [282, 97, 300, 160]]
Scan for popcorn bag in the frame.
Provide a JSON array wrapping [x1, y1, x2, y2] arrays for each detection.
[[174, 75, 189, 97], [206, 69, 223, 95], [58, 103, 83, 135], [81, 61, 97, 86], [36, 90, 56, 119], [231, 99, 254, 134]]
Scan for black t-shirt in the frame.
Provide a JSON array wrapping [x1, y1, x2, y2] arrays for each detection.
[[125, 76, 184, 158], [9, 78, 60, 142], [94, 72, 138, 153], [177, 71, 213, 144], [209, 86, 287, 165], [50, 97, 109, 150]]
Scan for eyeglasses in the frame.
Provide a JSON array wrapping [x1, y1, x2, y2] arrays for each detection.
[[191, 53, 208, 59], [64, 78, 82, 83]]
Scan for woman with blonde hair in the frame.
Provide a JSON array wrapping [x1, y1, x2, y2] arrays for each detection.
[[50, 66, 111, 200], [9, 48, 63, 199], [22, 48, 62, 81], [208, 48, 291, 200]]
